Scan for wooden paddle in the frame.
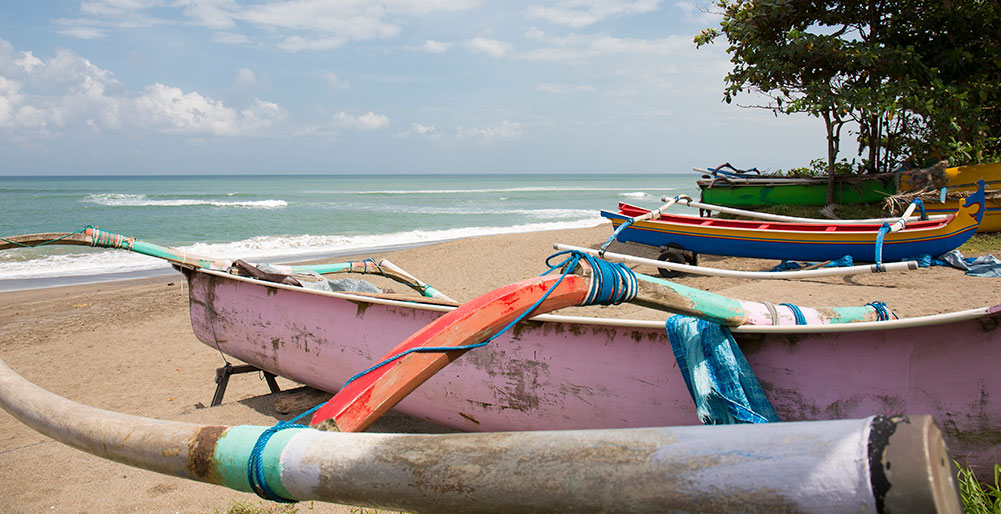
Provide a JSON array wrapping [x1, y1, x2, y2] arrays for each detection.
[[308, 272, 592, 432]]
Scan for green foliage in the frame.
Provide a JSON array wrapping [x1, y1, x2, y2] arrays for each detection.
[[957, 461, 1001, 513], [780, 158, 859, 177], [697, 0, 1001, 174]]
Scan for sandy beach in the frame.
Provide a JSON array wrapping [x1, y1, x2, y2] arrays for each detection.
[[1, 222, 998, 513]]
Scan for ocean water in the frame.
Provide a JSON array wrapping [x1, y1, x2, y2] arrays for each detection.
[[0, 174, 697, 290]]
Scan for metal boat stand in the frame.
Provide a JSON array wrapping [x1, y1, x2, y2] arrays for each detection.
[[211, 363, 281, 406]]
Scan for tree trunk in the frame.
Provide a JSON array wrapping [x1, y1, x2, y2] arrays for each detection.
[[822, 110, 840, 205]]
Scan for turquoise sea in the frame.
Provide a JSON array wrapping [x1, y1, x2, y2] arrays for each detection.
[[0, 174, 698, 290]]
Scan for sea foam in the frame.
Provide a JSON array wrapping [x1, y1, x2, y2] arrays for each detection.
[[0, 217, 605, 281], [85, 193, 287, 209]]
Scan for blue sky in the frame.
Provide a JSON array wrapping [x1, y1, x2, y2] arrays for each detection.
[[0, 1, 833, 175]]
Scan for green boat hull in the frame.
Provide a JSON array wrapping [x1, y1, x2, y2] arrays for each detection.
[[698, 177, 897, 207]]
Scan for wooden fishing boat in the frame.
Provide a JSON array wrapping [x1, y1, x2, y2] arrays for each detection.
[[695, 166, 899, 207], [600, 181, 985, 263], [0, 227, 998, 484], [898, 161, 1001, 233]]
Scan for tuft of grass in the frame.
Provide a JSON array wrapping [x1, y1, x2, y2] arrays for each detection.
[[213, 500, 310, 514], [957, 462, 1001, 513], [960, 232, 1001, 256]]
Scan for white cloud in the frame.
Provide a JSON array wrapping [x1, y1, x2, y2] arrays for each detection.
[[674, 1, 722, 24], [421, 40, 452, 53], [232, 67, 259, 89], [15, 52, 44, 73], [0, 76, 24, 128], [55, 25, 110, 40], [413, 122, 435, 135], [321, 71, 349, 90], [456, 120, 522, 140], [519, 33, 689, 61], [526, 0, 663, 28], [333, 111, 391, 131], [535, 83, 595, 94], [178, 0, 240, 29], [465, 37, 513, 58], [0, 39, 281, 138], [133, 83, 278, 136], [212, 31, 251, 45], [55, 0, 479, 52]]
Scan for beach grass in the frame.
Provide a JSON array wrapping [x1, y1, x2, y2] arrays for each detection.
[[961, 233, 1001, 255], [213, 500, 307, 513], [958, 462, 1001, 513]]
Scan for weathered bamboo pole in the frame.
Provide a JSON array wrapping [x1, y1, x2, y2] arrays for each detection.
[[0, 356, 962, 513]]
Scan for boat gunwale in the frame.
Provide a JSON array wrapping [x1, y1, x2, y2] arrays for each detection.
[[611, 203, 958, 236], [193, 268, 1000, 334]]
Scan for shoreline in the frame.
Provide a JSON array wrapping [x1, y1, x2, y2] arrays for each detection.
[[2, 223, 1000, 513], [0, 222, 608, 293]]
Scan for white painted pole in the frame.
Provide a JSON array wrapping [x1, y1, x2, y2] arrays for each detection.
[[660, 195, 945, 224], [555, 244, 919, 280], [0, 355, 961, 514]]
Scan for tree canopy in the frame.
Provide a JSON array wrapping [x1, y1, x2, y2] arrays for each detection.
[[696, 0, 1000, 181]]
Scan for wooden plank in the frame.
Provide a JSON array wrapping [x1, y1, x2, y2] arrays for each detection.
[[309, 273, 591, 432]]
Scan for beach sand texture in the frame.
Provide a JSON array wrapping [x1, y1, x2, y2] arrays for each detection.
[[1, 224, 997, 513]]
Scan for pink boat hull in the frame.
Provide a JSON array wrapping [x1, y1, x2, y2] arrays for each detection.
[[185, 269, 1001, 474]]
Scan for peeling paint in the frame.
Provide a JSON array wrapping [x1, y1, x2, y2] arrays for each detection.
[[187, 425, 227, 482]]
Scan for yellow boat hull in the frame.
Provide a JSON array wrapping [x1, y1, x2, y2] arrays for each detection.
[[902, 162, 1001, 233]]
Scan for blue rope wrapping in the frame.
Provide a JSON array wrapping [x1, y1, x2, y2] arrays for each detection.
[[875, 222, 891, 264], [246, 250, 640, 502], [911, 198, 927, 220], [710, 163, 760, 176], [865, 301, 896, 321], [1, 226, 93, 248], [599, 219, 633, 256], [246, 403, 324, 503], [339, 250, 637, 390], [349, 257, 379, 274], [778, 303, 807, 325]]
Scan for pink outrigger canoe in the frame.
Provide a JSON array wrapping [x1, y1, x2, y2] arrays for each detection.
[[180, 265, 1001, 474]]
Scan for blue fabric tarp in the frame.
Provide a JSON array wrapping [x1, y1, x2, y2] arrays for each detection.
[[665, 315, 780, 425]]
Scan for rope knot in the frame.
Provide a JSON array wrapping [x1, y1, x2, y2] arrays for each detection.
[[866, 301, 896, 321], [545, 250, 637, 306]]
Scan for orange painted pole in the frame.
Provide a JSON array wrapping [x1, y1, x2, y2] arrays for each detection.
[[309, 273, 591, 432]]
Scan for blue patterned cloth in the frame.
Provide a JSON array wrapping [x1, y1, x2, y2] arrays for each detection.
[[665, 315, 780, 425]]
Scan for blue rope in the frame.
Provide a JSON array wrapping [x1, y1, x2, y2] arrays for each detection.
[[911, 198, 927, 220], [339, 250, 636, 390], [779, 303, 807, 325], [349, 257, 379, 274], [2, 226, 93, 248], [875, 222, 891, 264], [865, 301, 896, 321], [599, 219, 632, 256], [245, 251, 638, 502], [246, 402, 324, 503]]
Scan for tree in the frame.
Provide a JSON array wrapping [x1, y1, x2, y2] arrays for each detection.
[[696, 0, 1001, 199], [695, 0, 880, 203]]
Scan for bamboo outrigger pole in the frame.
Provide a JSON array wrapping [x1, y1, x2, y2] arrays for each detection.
[[556, 244, 919, 280], [0, 354, 961, 512], [0, 227, 454, 301]]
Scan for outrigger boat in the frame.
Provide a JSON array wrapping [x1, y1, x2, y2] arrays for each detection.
[[600, 181, 986, 263], [897, 161, 1001, 233], [695, 163, 899, 208], [1, 226, 999, 490]]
